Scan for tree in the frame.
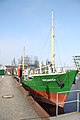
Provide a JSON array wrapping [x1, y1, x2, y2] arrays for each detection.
[[11, 58, 16, 66], [18, 55, 39, 68]]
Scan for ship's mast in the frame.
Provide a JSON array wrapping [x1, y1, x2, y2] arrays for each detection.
[[22, 46, 25, 71], [51, 10, 55, 72]]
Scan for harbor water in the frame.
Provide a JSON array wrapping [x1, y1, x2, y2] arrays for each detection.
[[64, 79, 80, 113]]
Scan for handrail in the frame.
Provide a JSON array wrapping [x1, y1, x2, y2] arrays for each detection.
[[56, 90, 80, 116]]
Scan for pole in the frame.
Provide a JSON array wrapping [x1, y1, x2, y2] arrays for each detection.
[[51, 10, 55, 72], [22, 47, 25, 71], [56, 92, 58, 116], [77, 90, 79, 112]]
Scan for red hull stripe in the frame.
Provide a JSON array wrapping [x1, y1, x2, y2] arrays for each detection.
[[34, 90, 68, 107]]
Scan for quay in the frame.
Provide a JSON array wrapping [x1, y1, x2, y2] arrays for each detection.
[[0, 75, 49, 120], [0, 75, 80, 120]]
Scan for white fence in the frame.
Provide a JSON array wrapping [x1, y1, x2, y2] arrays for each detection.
[[56, 90, 80, 116]]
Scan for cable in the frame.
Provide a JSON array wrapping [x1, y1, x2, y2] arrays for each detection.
[[39, 27, 51, 63]]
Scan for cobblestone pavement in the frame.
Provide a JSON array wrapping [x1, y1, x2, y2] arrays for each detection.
[[0, 75, 41, 120]]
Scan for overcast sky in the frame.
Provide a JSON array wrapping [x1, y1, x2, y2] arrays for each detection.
[[0, 0, 80, 67]]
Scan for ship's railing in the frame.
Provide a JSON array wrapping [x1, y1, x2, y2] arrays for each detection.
[[34, 65, 69, 74], [56, 90, 80, 116], [34, 65, 49, 74]]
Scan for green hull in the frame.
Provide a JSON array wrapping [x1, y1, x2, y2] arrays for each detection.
[[0, 69, 5, 75], [22, 70, 78, 107], [22, 70, 77, 93]]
